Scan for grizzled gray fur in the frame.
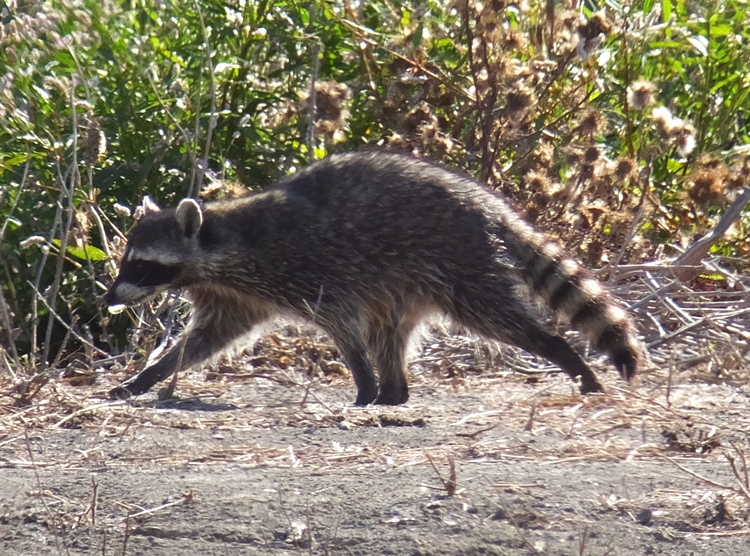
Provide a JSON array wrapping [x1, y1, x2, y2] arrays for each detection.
[[105, 152, 642, 405]]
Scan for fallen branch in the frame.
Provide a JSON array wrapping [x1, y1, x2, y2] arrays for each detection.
[[669, 188, 750, 281]]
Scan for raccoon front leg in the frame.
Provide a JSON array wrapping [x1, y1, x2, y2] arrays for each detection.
[[110, 304, 264, 399], [109, 336, 195, 398]]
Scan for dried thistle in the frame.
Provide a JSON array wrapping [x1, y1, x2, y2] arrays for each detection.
[[580, 163, 596, 181], [70, 207, 92, 247], [613, 157, 635, 181], [533, 142, 555, 171], [112, 203, 131, 219], [201, 179, 248, 201], [584, 146, 601, 163], [627, 80, 657, 110], [578, 12, 612, 42], [306, 81, 350, 144], [575, 110, 605, 137], [504, 87, 534, 117], [686, 156, 730, 206], [524, 169, 551, 195], [651, 105, 675, 139], [674, 124, 697, 157], [576, 12, 612, 59], [404, 102, 436, 133], [84, 119, 106, 166], [651, 106, 696, 156], [727, 156, 750, 190]]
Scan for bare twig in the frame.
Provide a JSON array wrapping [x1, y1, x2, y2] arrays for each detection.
[[191, 0, 218, 199], [27, 281, 110, 358], [41, 86, 80, 371], [670, 188, 750, 280], [425, 451, 457, 497], [306, 4, 321, 158]]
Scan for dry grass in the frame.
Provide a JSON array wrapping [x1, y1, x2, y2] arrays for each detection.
[[1, 257, 750, 551]]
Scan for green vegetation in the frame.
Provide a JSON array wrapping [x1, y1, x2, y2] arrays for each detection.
[[1, 0, 748, 381]]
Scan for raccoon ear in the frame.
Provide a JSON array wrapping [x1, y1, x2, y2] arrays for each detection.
[[175, 198, 203, 239], [142, 195, 161, 215]]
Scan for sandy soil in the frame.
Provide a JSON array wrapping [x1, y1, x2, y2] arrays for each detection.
[[2, 331, 750, 555]]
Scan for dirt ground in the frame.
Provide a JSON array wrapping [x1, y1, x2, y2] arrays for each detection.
[[2, 329, 750, 556]]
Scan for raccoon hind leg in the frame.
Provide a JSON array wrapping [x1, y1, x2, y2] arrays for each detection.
[[365, 310, 420, 405], [449, 277, 604, 394], [322, 316, 379, 406]]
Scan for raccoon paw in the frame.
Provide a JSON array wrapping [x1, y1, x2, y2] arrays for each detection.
[[610, 347, 639, 381], [109, 385, 134, 400], [354, 387, 378, 406], [579, 378, 605, 395], [374, 387, 409, 405]]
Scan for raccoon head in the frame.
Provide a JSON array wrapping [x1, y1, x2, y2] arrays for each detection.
[[104, 196, 204, 307]]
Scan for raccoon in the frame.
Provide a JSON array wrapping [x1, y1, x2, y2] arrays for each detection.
[[104, 151, 642, 405]]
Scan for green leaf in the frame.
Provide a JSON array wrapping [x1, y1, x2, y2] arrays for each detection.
[[401, 8, 410, 26], [648, 41, 682, 49], [0, 152, 32, 170], [52, 240, 108, 261], [412, 20, 424, 48], [710, 24, 732, 37]]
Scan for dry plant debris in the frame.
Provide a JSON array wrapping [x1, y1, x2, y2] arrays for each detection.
[[1, 260, 750, 553]]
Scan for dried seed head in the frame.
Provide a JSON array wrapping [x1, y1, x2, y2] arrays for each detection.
[[565, 148, 582, 166], [201, 179, 248, 201], [651, 106, 696, 156], [307, 81, 351, 143], [525, 202, 540, 223], [580, 163, 595, 181], [674, 124, 697, 157], [576, 12, 612, 59], [404, 102, 435, 133], [524, 170, 551, 195], [578, 12, 612, 42], [627, 80, 657, 110], [686, 156, 730, 206], [584, 146, 601, 163], [505, 88, 534, 116], [70, 207, 92, 246], [534, 142, 555, 171], [614, 157, 635, 181], [504, 30, 522, 50], [113, 203, 131, 218], [575, 110, 604, 137], [687, 170, 726, 205], [85, 119, 106, 166], [651, 106, 675, 139], [739, 155, 750, 178]]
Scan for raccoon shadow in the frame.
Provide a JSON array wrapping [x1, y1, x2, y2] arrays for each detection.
[[123, 394, 241, 412]]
